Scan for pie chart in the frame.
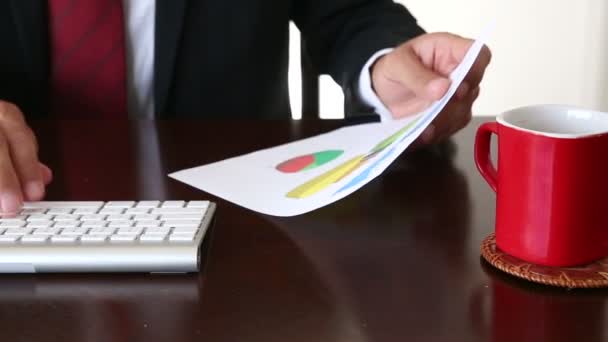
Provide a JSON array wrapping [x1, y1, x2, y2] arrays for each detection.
[[276, 150, 343, 173]]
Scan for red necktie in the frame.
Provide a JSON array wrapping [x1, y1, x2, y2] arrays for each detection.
[[48, 0, 128, 118]]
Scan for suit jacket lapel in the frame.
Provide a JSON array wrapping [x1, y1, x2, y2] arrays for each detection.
[[155, 0, 188, 117], [10, 0, 49, 115]]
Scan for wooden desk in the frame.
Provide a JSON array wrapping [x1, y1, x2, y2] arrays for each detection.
[[1, 118, 607, 342]]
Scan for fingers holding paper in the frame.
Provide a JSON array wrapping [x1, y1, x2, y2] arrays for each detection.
[[371, 32, 492, 144]]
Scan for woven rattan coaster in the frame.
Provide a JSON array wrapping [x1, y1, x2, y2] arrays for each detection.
[[481, 234, 608, 288]]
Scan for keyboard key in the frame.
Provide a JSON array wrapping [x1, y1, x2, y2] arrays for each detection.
[[89, 228, 116, 235], [133, 214, 158, 221], [108, 221, 133, 228], [0, 215, 28, 221], [23, 201, 104, 209], [47, 208, 74, 215], [51, 236, 77, 243], [33, 228, 61, 235], [186, 201, 209, 208], [169, 234, 195, 242], [21, 235, 49, 244], [172, 227, 199, 234], [53, 221, 81, 228], [73, 208, 99, 215], [0, 220, 27, 228], [135, 201, 160, 208], [80, 223, 107, 230], [116, 227, 143, 235], [98, 208, 125, 215], [139, 234, 167, 243], [21, 208, 47, 215], [4, 228, 32, 236], [110, 235, 136, 242], [80, 220, 109, 227], [143, 227, 171, 235], [160, 214, 203, 221], [53, 220, 82, 227], [81, 214, 107, 221], [27, 215, 54, 222], [0, 216, 27, 222], [124, 208, 151, 215], [27, 221, 54, 229], [80, 235, 108, 243], [161, 201, 185, 208], [53, 215, 81, 222], [151, 208, 204, 215], [60, 228, 89, 236], [136, 220, 161, 228], [105, 201, 135, 208], [162, 220, 201, 228], [106, 215, 133, 221], [0, 236, 19, 243]]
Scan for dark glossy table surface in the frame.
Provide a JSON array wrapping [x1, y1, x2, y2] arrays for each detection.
[[1, 118, 607, 342]]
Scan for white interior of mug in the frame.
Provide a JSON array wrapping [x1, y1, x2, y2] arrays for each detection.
[[498, 104, 608, 138]]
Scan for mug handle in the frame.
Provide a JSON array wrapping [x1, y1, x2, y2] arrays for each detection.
[[474, 122, 499, 192]]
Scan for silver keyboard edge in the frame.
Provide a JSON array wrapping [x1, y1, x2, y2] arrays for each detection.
[[194, 202, 215, 274]]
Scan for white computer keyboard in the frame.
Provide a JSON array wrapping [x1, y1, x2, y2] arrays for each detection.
[[0, 201, 216, 273]]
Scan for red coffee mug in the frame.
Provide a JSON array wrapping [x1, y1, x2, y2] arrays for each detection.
[[474, 104, 608, 267]]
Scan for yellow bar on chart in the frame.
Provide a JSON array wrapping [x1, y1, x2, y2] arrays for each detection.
[[286, 155, 365, 199]]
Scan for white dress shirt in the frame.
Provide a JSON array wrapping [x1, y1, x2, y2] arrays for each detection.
[[122, 0, 391, 120], [123, 0, 155, 118]]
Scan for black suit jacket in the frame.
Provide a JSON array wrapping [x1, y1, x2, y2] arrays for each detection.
[[3, 0, 423, 119]]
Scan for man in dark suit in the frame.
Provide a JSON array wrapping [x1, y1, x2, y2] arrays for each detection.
[[0, 0, 490, 213]]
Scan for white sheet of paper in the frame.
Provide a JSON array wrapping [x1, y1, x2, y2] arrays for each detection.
[[169, 25, 492, 216]]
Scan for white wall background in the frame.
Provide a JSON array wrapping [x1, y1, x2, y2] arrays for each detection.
[[289, 1, 608, 118]]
